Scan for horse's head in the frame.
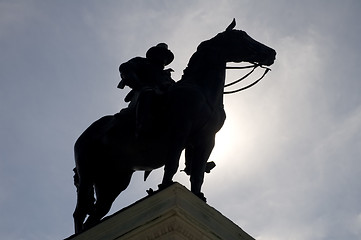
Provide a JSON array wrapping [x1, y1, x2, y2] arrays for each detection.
[[199, 19, 276, 66]]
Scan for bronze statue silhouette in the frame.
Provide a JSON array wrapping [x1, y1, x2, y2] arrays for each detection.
[[72, 19, 276, 233]]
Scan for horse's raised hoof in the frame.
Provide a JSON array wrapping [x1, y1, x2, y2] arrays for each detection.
[[181, 161, 216, 175], [205, 161, 216, 173], [194, 192, 207, 202]]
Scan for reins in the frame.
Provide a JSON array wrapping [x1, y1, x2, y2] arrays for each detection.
[[224, 64, 271, 94]]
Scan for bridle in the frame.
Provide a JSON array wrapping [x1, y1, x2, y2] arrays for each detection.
[[224, 63, 271, 94]]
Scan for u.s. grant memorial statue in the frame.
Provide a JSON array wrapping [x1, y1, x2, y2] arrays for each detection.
[[66, 19, 276, 240]]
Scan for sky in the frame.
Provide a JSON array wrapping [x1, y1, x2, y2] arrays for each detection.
[[0, 0, 360, 239]]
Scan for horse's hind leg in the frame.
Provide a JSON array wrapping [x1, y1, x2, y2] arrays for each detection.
[[188, 136, 215, 201], [73, 175, 95, 233], [83, 169, 134, 230]]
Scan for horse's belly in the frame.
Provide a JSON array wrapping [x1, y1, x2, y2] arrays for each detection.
[[125, 142, 167, 171]]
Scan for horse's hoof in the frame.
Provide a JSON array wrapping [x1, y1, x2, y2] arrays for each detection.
[[195, 192, 207, 202], [146, 188, 154, 195]]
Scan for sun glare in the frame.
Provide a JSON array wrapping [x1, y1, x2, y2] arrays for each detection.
[[210, 114, 243, 165]]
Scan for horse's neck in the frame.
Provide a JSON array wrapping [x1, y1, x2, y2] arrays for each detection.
[[181, 49, 226, 110]]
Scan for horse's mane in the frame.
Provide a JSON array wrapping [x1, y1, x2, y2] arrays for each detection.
[[181, 50, 206, 80], [181, 33, 224, 81]]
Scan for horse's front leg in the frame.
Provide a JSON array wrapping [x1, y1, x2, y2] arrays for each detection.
[[188, 135, 215, 201], [160, 145, 183, 189], [160, 127, 189, 189]]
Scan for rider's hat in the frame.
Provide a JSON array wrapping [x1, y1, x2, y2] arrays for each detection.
[[146, 43, 174, 66]]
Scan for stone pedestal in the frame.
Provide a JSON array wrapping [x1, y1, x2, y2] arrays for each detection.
[[66, 183, 255, 240]]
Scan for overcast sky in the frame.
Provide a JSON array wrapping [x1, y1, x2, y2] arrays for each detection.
[[1, 1, 360, 239]]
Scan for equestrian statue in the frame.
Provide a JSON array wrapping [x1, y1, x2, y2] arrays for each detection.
[[72, 19, 276, 233]]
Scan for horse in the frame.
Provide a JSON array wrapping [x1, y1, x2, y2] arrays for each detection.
[[72, 19, 276, 233]]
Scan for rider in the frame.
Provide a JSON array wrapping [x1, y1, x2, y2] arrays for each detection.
[[118, 43, 175, 137]]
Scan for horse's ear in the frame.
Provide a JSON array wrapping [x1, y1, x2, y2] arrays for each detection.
[[226, 18, 236, 31]]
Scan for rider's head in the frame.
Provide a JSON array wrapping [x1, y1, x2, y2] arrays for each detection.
[[146, 43, 174, 66]]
